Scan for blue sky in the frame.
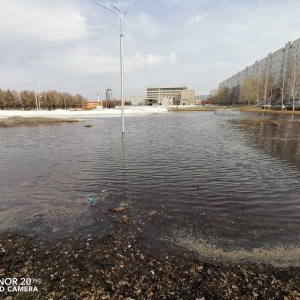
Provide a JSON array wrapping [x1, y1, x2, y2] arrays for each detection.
[[1, 0, 300, 100]]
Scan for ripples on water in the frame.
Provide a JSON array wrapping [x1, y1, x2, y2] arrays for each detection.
[[0, 112, 300, 263]]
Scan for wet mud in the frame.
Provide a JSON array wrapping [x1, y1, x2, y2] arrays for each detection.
[[0, 200, 299, 299]]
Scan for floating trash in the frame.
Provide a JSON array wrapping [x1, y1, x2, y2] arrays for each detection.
[[87, 197, 94, 203], [111, 206, 125, 212]]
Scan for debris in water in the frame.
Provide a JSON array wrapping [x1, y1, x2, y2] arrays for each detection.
[[87, 197, 94, 203], [111, 207, 125, 213]]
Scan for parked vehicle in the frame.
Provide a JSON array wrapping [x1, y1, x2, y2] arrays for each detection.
[[271, 104, 286, 110], [260, 104, 271, 109], [285, 103, 292, 110], [285, 103, 300, 110]]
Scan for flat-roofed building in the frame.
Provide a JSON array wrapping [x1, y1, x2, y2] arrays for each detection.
[[146, 85, 197, 105], [219, 37, 300, 91]]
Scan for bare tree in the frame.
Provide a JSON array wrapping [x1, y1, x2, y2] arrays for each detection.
[[210, 86, 230, 105], [0, 88, 88, 110], [280, 50, 289, 109], [240, 76, 257, 106], [286, 56, 300, 111], [254, 76, 261, 107], [261, 65, 271, 109]]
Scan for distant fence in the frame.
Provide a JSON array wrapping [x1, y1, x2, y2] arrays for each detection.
[[214, 109, 240, 116]]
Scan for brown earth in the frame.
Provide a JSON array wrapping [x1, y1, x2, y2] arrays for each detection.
[[0, 206, 299, 300]]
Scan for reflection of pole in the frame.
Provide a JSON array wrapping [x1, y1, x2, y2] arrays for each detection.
[[121, 137, 130, 192], [96, 2, 126, 136]]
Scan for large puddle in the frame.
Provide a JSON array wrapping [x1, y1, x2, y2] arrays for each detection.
[[0, 112, 300, 265]]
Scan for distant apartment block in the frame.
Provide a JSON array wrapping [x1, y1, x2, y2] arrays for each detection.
[[106, 89, 113, 101], [146, 85, 199, 105], [219, 37, 300, 90]]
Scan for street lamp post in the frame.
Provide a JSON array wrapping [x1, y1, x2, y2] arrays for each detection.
[[155, 85, 161, 107], [64, 97, 67, 110], [158, 87, 161, 105], [96, 2, 126, 136], [34, 84, 41, 111], [38, 95, 42, 110], [97, 84, 100, 108]]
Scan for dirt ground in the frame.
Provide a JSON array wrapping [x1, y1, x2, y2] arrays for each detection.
[[0, 205, 299, 300]]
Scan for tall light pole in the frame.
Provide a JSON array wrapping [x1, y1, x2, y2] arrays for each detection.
[[155, 85, 161, 105], [34, 84, 41, 111], [97, 84, 100, 107], [96, 2, 126, 136], [64, 97, 67, 110], [38, 95, 42, 110]]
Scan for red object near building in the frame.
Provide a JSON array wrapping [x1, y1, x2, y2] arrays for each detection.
[[84, 101, 103, 110]]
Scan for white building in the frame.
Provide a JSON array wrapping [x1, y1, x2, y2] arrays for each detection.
[[219, 37, 300, 89], [146, 85, 198, 106]]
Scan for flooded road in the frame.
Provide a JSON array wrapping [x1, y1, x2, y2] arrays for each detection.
[[0, 111, 300, 265]]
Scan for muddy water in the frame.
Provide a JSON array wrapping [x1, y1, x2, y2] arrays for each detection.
[[0, 112, 300, 265]]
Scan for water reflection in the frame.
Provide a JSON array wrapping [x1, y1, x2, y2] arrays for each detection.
[[234, 114, 300, 169]]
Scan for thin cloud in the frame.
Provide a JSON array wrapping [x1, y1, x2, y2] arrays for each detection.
[[126, 52, 178, 70], [185, 14, 207, 26]]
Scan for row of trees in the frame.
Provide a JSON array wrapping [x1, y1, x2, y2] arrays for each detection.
[[0, 89, 87, 110], [211, 57, 300, 111], [104, 99, 132, 108], [0, 89, 133, 110]]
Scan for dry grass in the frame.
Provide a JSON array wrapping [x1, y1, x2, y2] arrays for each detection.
[[170, 106, 300, 115], [237, 107, 300, 115], [169, 107, 215, 112]]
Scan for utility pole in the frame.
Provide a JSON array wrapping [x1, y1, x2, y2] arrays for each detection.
[[96, 2, 127, 135]]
